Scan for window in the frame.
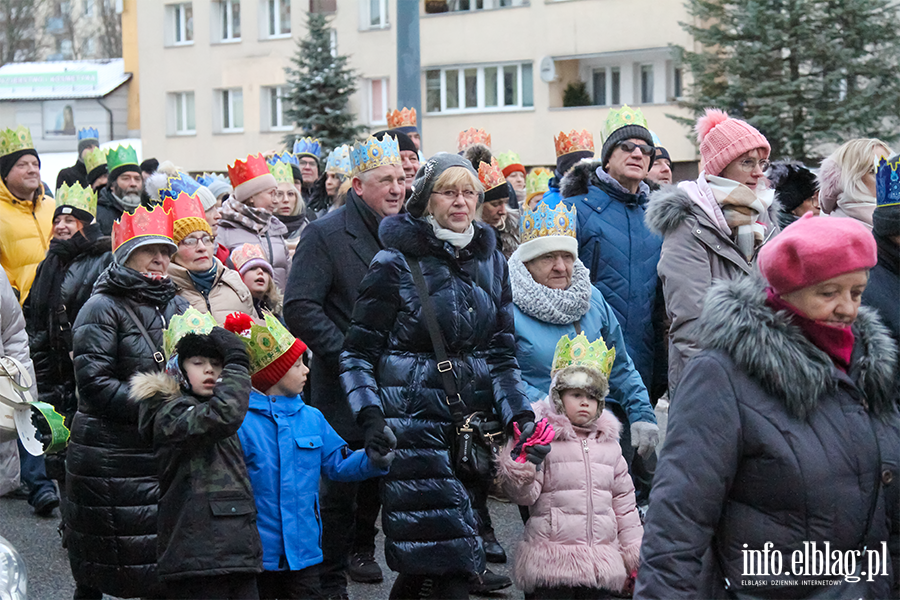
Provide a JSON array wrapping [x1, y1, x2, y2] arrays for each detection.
[[673, 66, 683, 99], [266, 86, 292, 130], [265, 0, 290, 37], [365, 78, 388, 125], [610, 67, 621, 105], [217, 0, 241, 41], [592, 68, 606, 105], [640, 64, 654, 104], [172, 3, 193, 45], [360, 0, 388, 30], [220, 88, 244, 132], [172, 92, 196, 135], [424, 62, 533, 114], [310, 0, 336, 12], [425, 0, 526, 13], [83, 0, 93, 16]]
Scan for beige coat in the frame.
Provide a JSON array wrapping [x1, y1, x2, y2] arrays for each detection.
[[167, 259, 254, 324]]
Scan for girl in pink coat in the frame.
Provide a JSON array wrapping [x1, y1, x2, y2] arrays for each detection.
[[498, 333, 643, 599]]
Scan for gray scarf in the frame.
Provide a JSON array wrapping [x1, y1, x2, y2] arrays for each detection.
[[509, 253, 592, 324]]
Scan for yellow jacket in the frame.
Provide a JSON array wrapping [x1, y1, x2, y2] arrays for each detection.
[[0, 176, 53, 304]]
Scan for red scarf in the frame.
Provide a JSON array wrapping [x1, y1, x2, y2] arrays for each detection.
[[765, 288, 855, 372]]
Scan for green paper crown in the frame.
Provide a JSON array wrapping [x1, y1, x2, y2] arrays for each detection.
[[551, 332, 615, 379], [164, 307, 218, 359], [84, 147, 107, 174], [0, 125, 34, 158], [106, 144, 139, 172], [55, 182, 98, 217], [238, 314, 296, 375], [267, 160, 293, 185], [497, 151, 522, 171], [602, 105, 650, 142]]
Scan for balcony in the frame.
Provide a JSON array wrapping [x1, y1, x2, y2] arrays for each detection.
[[424, 0, 528, 15]]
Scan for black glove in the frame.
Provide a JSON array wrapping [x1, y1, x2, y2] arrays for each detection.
[[524, 443, 551, 466], [359, 406, 388, 449], [514, 414, 535, 438], [366, 426, 397, 469], [208, 327, 250, 369]]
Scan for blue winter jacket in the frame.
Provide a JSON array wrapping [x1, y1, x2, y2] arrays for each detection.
[[237, 390, 387, 572], [561, 161, 662, 387], [514, 287, 655, 426], [540, 177, 562, 208]]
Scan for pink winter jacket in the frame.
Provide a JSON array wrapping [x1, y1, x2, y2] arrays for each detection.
[[497, 399, 643, 593]]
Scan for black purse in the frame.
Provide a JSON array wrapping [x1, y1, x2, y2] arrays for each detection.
[[407, 258, 503, 484]]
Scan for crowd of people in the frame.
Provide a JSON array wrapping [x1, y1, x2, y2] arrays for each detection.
[[0, 99, 897, 600]]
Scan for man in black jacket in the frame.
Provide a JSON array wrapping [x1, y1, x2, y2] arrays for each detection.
[[56, 127, 99, 189], [284, 134, 405, 597]]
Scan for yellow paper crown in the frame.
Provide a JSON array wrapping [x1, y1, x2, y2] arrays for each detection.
[[0, 125, 34, 158], [55, 182, 98, 217], [163, 307, 218, 359], [267, 159, 294, 185], [519, 201, 576, 245], [350, 135, 401, 176], [478, 158, 506, 192], [551, 332, 615, 379], [525, 168, 553, 201], [554, 129, 595, 157], [84, 147, 106, 175], [497, 151, 523, 171], [602, 105, 650, 141]]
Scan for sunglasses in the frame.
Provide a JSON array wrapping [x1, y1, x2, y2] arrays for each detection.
[[616, 141, 655, 156]]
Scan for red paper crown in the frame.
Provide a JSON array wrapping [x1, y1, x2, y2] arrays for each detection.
[[554, 129, 595, 157], [112, 204, 175, 252], [386, 107, 417, 129], [227, 153, 271, 188], [478, 158, 507, 192], [162, 191, 207, 223], [457, 127, 491, 152]]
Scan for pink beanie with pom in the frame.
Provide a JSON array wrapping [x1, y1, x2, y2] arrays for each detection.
[[696, 108, 771, 178]]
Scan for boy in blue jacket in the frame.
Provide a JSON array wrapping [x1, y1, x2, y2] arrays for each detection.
[[223, 312, 394, 600]]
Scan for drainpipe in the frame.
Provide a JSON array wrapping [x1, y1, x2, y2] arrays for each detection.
[[396, 0, 421, 145], [95, 96, 114, 142]]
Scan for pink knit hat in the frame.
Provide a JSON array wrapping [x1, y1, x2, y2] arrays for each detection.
[[696, 108, 771, 177], [758, 213, 877, 295]]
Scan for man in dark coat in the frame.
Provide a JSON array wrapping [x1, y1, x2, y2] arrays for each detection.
[[56, 127, 99, 189], [96, 145, 143, 235], [284, 134, 405, 596]]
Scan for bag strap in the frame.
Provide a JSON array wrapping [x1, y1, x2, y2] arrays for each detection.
[[121, 301, 165, 367], [407, 257, 470, 424]]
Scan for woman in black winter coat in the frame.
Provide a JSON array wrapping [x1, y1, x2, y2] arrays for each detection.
[[65, 218, 188, 599], [635, 214, 900, 600], [341, 154, 535, 600]]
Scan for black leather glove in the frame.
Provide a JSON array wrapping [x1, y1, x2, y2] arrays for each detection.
[[208, 327, 250, 369], [359, 406, 388, 450]]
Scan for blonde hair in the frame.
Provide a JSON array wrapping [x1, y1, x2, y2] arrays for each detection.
[[424, 167, 483, 216], [331, 179, 352, 210], [818, 138, 892, 213]]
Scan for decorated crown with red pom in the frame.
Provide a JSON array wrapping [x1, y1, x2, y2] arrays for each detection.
[[112, 204, 175, 253], [162, 191, 212, 244], [227, 153, 271, 188], [478, 158, 506, 193], [457, 127, 491, 153], [554, 129, 595, 158], [224, 311, 307, 390]]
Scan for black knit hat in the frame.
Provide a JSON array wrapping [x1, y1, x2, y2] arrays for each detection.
[[0, 149, 40, 181], [556, 150, 594, 179], [175, 333, 224, 370], [767, 162, 818, 212], [653, 146, 671, 165], [377, 129, 417, 154], [600, 125, 654, 168], [407, 152, 483, 218], [140, 158, 159, 174], [87, 163, 108, 186]]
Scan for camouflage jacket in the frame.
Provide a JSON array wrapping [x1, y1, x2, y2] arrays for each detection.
[[133, 364, 262, 581]]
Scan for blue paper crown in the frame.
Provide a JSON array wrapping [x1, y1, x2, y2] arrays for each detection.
[[519, 201, 577, 244], [78, 127, 99, 141], [876, 155, 900, 208], [293, 137, 321, 159], [196, 173, 216, 187], [325, 145, 352, 177], [268, 151, 300, 168], [350, 135, 401, 175], [159, 171, 202, 203]]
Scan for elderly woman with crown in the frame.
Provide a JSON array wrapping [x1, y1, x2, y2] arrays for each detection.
[[65, 204, 189, 598], [340, 152, 539, 598]]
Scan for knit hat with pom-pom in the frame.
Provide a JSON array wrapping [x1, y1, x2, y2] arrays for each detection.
[[696, 108, 770, 178]]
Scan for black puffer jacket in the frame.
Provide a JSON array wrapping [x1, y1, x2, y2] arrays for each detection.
[[635, 276, 899, 600], [95, 186, 124, 236], [341, 214, 532, 576], [66, 264, 188, 598]]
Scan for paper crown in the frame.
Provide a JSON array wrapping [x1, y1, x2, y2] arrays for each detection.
[[293, 137, 321, 159], [112, 204, 175, 253], [386, 107, 417, 129], [84, 147, 107, 175], [552, 333, 615, 378], [325, 144, 352, 177], [268, 151, 299, 168], [163, 307, 217, 359], [497, 151, 524, 173], [266, 156, 295, 185], [478, 158, 506, 192], [158, 171, 201, 203], [519, 201, 576, 245], [162, 190, 210, 245], [602, 105, 650, 141], [876, 155, 900, 208], [106, 145, 139, 172], [555, 129, 595, 157], [525, 168, 553, 200], [0, 126, 34, 158], [457, 127, 491, 152], [228, 153, 271, 188], [55, 182, 97, 217], [78, 127, 99, 141], [350, 135, 401, 175], [231, 243, 272, 274], [224, 312, 297, 375]]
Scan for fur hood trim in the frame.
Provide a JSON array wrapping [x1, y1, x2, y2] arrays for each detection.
[[379, 212, 497, 262], [129, 371, 180, 405], [532, 398, 621, 442], [644, 185, 695, 235], [560, 160, 603, 199], [696, 276, 897, 419]]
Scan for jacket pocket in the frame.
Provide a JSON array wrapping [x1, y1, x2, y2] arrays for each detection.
[[294, 435, 323, 450], [208, 492, 255, 517], [294, 435, 324, 471]]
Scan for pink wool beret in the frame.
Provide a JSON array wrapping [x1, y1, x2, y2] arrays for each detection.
[[758, 213, 877, 295], [696, 108, 771, 178]]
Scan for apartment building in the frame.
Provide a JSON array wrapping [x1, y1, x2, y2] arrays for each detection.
[[138, 1, 699, 173]]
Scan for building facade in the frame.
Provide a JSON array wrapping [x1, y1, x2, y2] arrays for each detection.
[[138, 0, 699, 173]]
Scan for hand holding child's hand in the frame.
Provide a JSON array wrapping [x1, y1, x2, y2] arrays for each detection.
[[512, 418, 554, 466], [630, 421, 660, 459], [366, 425, 397, 470]]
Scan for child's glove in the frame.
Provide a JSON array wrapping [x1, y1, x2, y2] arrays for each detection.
[[630, 421, 660, 459], [366, 425, 397, 470], [511, 418, 554, 465], [208, 327, 250, 370]]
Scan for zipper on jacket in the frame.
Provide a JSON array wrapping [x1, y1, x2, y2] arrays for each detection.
[[33, 209, 47, 251], [582, 438, 594, 545]]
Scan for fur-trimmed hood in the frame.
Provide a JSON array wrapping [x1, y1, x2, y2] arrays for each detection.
[[696, 275, 897, 419], [130, 371, 181, 405], [644, 184, 697, 236], [532, 397, 621, 443], [559, 160, 650, 202], [378, 212, 497, 262]]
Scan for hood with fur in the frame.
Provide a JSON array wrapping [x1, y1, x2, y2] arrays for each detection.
[[378, 212, 497, 264], [532, 397, 620, 442], [560, 160, 650, 201], [644, 185, 697, 236], [696, 275, 897, 419], [548, 365, 609, 421], [131, 371, 181, 438]]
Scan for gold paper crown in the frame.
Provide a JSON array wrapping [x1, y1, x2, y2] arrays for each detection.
[[163, 307, 218, 359], [519, 201, 577, 245], [0, 126, 34, 158], [350, 135, 401, 176], [386, 107, 417, 129], [554, 129, 595, 157], [55, 182, 97, 217], [478, 158, 506, 192], [551, 332, 615, 379], [84, 147, 106, 175], [267, 160, 293, 185], [602, 105, 650, 141], [457, 128, 491, 152], [525, 168, 553, 201]]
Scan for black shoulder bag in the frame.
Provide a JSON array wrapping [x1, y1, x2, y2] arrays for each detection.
[[121, 301, 165, 368], [407, 257, 504, 484]]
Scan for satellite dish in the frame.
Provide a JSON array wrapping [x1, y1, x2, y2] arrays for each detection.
[[539, 56, 556, 83]]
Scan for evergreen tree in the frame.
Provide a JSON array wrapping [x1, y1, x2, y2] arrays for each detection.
[[677, 0, 900, 161], [283, 12, 364, 152]]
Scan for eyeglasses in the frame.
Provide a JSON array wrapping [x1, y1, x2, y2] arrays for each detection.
[[616, 141, 655, 156], [273, 189, 298, 200], [432, 189, 478, 201], [738, 158, 770, 173], [299, 159, 318, 168], [180, 234, 212, 247]]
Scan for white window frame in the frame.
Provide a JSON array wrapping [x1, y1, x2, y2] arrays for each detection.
[[440, 0, 525, 12], [83, 0, 94, 17], [365, 77, 389, 125], [424, 62, 533, 115], [262, 0, 291, 39], [173, 3, 193, 45], [265, 86, 293, 131], [359, 0, 389, 30], [640, 64, 654, 104], [171, 92, 196, 136], [218, 0, 241, 42], [220, 88, 244, 133]]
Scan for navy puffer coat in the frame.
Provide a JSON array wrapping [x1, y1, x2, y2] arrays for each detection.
[[340, 214, 533, 576]]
